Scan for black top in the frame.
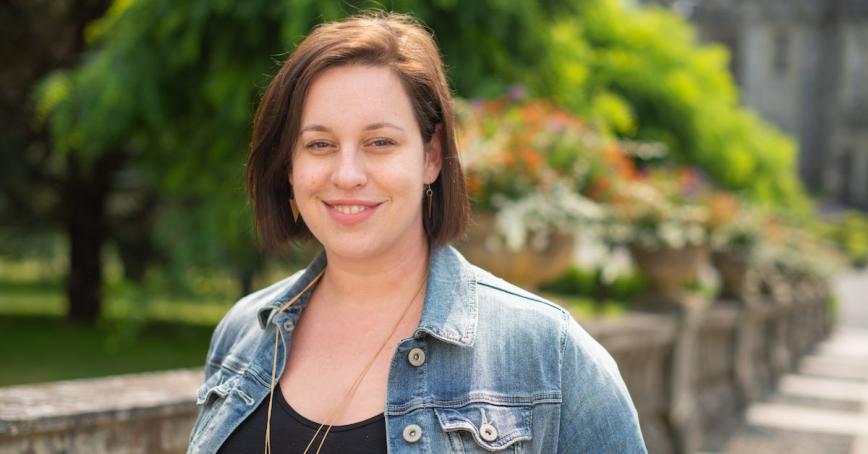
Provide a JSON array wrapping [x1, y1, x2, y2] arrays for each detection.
[[218, 384, 387, 454]]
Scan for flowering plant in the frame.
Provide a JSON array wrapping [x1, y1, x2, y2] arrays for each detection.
[[456, 96, 609, 250], [602, 166, 711, 249], [757, 216, 845, 279], [492, 181, 601, 251], [706, 193, 761, 259]]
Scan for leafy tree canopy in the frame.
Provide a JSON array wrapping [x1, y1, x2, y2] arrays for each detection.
[[36, 0, 574, 274], [36, 0, 809, 281], [536, 0, 809, 209]]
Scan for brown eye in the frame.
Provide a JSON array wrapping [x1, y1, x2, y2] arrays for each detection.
[[370, 138, 397, 147], [305, 141, 332, 150]]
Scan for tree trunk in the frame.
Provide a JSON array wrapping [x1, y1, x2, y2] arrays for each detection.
[[238, 253, 264, 299], [114, 192, 159, 283], [64, 151, 125, 324], [239, 269, 254, 298]]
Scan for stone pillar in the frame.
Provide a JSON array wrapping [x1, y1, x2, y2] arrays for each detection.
[[588, 313, 679, 454], [732, 291, 767, 404], [665, 295, 706, 454]]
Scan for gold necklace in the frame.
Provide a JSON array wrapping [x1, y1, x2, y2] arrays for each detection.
[[264, 267, 428, 454]]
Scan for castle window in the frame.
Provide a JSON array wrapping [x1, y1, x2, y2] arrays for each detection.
[[773, 29, 789, 75]]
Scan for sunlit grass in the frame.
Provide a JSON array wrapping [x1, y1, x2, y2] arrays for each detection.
[[0, 286, 218, 385], [0, 255, 226, 386], [0, 279, 234, 326]]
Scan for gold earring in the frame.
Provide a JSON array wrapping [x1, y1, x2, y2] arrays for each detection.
[[289, 190, 300, 222], [425, 184, 433, 219]]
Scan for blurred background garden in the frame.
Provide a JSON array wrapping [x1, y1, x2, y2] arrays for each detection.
[[2, 0, 868, 453]]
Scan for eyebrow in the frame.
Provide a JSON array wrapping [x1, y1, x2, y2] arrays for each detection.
[[299, 122, 405, 133]]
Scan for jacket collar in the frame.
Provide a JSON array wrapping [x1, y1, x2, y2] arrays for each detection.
[[257, 245, 478, 347]]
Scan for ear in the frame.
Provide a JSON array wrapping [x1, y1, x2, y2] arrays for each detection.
[[424, 123, 443, 184]]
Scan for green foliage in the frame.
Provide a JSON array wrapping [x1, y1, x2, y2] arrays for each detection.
[[544, 293, 628, 320], [541, 266, 598, 295], [34, 0, 812, 288], [532, 0, 809, 208], [34, 0, 577, 276], [819, 211, 868, 268], [540, 264, 646, 303]]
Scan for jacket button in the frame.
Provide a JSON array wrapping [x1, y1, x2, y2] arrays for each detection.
[[407, 348, 426, 367], [283, 320, 295, 331], [480, 423, 498, 442], [402, 424, 422, 443]]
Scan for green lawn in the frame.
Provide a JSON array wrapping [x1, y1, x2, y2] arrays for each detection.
[[0, 264, 227, 386], [0, 315, 214, 386]]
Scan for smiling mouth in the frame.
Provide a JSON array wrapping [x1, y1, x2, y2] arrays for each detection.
[[322, 201, 383, 215], [331, 205, 369, 214]]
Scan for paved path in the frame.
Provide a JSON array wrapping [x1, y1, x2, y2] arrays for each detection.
[[710, 269, 868, 454]]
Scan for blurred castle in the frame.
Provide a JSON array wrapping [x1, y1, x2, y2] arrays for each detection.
[[644, 0, 868, 210]]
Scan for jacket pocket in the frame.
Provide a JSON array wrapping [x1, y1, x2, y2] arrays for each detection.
[[190, 369, 239, 444], [434, 403, 532, 453], [196, 370, 237, 406]]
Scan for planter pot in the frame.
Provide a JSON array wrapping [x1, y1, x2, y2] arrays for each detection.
[[455, 212, 576, 289], [629, 243, 708, 308], [712, 250, 749, 300], [759, 266, 793, 304]]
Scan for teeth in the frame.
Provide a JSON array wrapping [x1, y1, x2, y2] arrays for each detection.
[[333, 205, 368, 215]]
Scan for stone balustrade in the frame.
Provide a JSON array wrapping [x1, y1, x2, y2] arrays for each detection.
[[0, 280, 832, 454], [585, 276, 833, 454]]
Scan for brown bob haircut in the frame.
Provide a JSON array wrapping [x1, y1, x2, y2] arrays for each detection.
[[246, 12, 469, 251]]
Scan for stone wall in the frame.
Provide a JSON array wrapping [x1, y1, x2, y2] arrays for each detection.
[[586, 276, 832, 454], [0, 369, 202, 454], [0, 285, 831, 454]]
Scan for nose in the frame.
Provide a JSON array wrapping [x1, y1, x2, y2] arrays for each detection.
[[331, 147, 367, 189]]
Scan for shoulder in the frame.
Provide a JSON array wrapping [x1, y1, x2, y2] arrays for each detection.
[[470, 263, 617, 371], [470, 264, 594, 358], [473, 265, 563, 312], [471, 264, 569, 334], [473, 265, 569, 326]]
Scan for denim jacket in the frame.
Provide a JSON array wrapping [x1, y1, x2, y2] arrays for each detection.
[[188, 245, 647, 453]]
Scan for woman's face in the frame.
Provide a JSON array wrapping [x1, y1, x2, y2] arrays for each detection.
[[290, 65, 441, 261]]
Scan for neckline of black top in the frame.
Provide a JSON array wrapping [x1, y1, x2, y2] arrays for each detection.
[[276, 384, 385, 432]]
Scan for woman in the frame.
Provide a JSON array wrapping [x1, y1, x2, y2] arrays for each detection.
[[188, 12, 647, 454]]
